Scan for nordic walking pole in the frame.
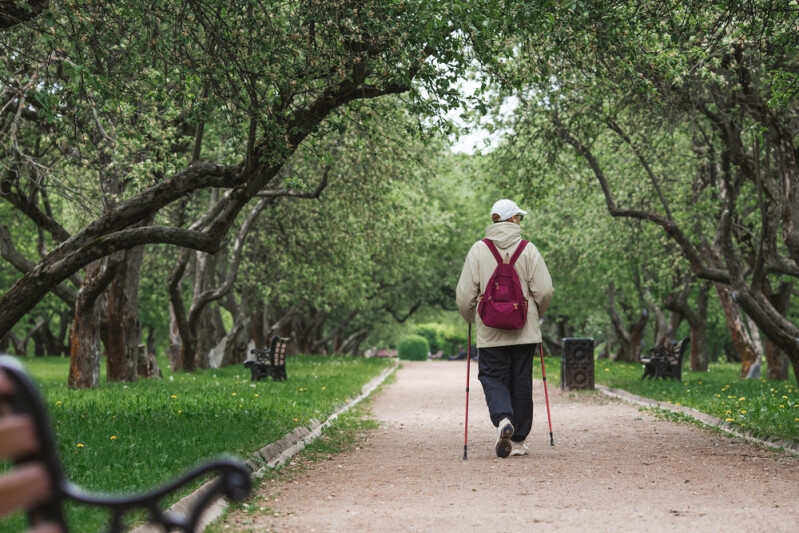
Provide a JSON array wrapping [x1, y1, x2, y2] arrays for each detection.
[[463, 323, 472, 460], [538, 342, 554, 446]]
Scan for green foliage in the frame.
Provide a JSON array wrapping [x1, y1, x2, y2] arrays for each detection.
[[397, 335, 429, 361], [0, 354, 393, 532], [413, 324, 443, 353], [413, 321, 468, 356]]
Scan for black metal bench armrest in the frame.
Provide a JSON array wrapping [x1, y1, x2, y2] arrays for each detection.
[[62, 459, 251, 533]]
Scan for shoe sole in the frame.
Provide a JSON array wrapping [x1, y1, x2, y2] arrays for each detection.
[[496, 423, 514, 458]]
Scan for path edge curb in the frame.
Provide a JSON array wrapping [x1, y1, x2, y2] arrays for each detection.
[[596, 384, 799, 456], [131, 360, 399, 533]]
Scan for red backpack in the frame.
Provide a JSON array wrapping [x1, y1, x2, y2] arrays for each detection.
[[477, 239, 529, 330]]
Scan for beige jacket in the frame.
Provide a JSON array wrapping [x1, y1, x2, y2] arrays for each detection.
[[456, 222, 553, 348]]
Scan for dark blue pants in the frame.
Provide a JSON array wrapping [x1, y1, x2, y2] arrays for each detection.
[[477, 343, 534, 442]]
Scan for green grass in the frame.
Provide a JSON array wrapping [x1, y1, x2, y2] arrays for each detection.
[[588, 358, 799, 444], [0, 354, 394, 533], [205, 394, 385, 533]]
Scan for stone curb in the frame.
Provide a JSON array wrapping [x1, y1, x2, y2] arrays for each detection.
[[596, 384, 799, 456], [251, 361, 399, 474], [132, 361, 399, 533]]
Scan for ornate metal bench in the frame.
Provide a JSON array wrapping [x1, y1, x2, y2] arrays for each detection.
[[243, 335, 289, 382], [640, 337, 690, 380], [0, 355, 252, 533]]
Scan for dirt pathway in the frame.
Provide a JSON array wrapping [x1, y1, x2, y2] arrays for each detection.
[[223, 360, 799, 532]]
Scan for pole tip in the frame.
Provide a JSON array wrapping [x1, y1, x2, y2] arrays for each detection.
[[463, 446, 468, 460]]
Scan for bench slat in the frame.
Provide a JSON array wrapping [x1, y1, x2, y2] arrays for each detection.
[[0, 462, 53, 518], [0, 415, 39, 458]]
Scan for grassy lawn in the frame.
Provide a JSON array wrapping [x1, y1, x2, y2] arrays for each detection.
[[539, 355, 799, 444], [0, 354, 394, 533]]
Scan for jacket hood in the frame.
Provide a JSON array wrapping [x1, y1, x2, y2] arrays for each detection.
[[484, 222, 522, 250]]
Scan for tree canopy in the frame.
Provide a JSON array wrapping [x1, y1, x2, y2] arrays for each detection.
[[1, 1, 797, 386]]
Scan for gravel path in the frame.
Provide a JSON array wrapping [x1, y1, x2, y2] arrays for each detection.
[[222, 360, 799, 532]]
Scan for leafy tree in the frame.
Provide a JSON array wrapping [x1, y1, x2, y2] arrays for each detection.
[[482, 0, 799, 383], [0, 1, 527, 381]]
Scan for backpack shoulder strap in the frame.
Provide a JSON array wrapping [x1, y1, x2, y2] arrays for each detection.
[[509, 240, 528, 266], [481, 238, 503, 264]]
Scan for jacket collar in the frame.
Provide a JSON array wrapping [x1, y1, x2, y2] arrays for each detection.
[[484, 222, 522, 250]]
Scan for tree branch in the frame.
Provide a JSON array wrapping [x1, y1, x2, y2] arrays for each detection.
[[0, 0, 49, 29]]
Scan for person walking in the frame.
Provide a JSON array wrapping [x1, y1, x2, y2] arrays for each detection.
[[456, 199, 554, 458]]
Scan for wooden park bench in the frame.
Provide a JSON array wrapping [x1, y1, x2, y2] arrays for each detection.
[[243, 335, 289, 382], [0, 355, 252, 533], [640, 337, 690, 380]]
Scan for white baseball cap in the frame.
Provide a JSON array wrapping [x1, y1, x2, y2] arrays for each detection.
[[491, 199, 527, 221]]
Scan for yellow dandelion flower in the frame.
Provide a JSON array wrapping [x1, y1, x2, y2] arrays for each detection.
[[739, 397, 746, 402], [56, 400, 62, 405], [232, 392, 237, 396], [740, 410, 747, 414], [110, 435, 117, 440], [171, 394, 177, 399], [254, 393, 259, 397], [77, 443, 84, 448], [725, 418, 734, 422]]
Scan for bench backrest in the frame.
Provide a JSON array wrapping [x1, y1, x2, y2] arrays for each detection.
[[270, 336, 288, 367], [1, 356, 68, 532]]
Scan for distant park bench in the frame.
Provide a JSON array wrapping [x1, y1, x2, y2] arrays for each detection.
[[243, 335, 290, 382], [640, 337, 690, 380], [0, 355, 252, 533]]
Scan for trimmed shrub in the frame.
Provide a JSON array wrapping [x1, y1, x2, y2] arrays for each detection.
[[413, 324, 442, 353], [414, 322, 467, 357], [398, 335, 430, 361]]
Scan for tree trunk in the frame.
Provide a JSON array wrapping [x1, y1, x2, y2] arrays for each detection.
[[765, 340, 790, 381], [103, 246, 145, 382], [168, 305, 183, 371], [218, 316, 252, 368], [193, 250, 214, 369], [607, 281, 648, 362], [68, 260, 116, 389], [688, 283, 710, 372], [169, 249, 196, 372], [762, 281, 791, 381], [183, 196, 270, 369], [714, 284, 759, 379], [743, 316, 763, 379]]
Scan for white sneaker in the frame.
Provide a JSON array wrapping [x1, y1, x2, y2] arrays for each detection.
[[510, 440, 529, 456], [495, 417, 514, 458]]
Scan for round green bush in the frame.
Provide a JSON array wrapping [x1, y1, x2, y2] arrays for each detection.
[[398, 335, 430, 361], [413, 324, 442, 353]]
